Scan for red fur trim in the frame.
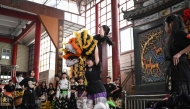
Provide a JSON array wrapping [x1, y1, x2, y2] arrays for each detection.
[[187, 34, 190, 39]]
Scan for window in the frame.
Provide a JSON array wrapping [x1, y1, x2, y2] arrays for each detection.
[[107, 45, 112, 57], [120, 27, 134, 52], [1, 48, 11, 59], [83, 0, 135, 56], [85, 5, 96, 35], [100, 0, 112, 28], [64, 12, 85, 26], [39, 32, 56, 72], [28, 44, 34, 71], [119, 0, 134, 28]]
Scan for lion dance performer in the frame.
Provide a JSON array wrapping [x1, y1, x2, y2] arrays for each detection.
[[69, 77, 77, 109], [19, 70, 37, 109], [84, 46, 109, 109], [93, 24, 114, 46], [59, 25, 113, 108], [55, 72, 70, 109], [76, 76, 87, 109]]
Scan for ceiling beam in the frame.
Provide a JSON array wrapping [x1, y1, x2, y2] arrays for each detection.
[[43, 0, 49, 5], [0, 7, 38, 21], [0, 37, 14, 43], [13, 22, 35, 45], [0, 0, 65, 20], [0, 20, 23, 28]]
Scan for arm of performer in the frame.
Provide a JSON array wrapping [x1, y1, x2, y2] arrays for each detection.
[[16, 77, 18, 83], [75, 90, 77, 99], [94, 45, 99, 65], [15, 77, 19, 89], [174, 45, 190, 65], [99, 24, 104, 37], [111, 88, 119, 94], [3, 88, 6, 93], [45, 91, 48, 99], [71, 89, 76, 93], [3, 85, 7, 93], [67, 82, 71, 99], [80, 90, 87, 98], [56, 83, 60, 99], [19, 78, 26, 90]]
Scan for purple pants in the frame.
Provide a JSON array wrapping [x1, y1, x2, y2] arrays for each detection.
[[87, 92, 107, 105]]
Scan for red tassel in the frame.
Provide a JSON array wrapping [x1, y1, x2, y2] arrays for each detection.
[[187, 34, 190, 39]]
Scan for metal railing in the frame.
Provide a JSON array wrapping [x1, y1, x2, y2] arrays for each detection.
[[121, 53, 135, 91], [121, 71, 132, 89], [123, 93, 166, 109]]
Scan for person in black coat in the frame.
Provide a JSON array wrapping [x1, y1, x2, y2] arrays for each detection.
[[154, 14, 190, 109], [93, 24, 114, 46]]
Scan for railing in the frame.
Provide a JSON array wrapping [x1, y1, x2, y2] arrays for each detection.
[[121, 71, 132, 89], [121, 53, 135, 91], [123, 93, 166, 109], [0, 64, 17, 82]]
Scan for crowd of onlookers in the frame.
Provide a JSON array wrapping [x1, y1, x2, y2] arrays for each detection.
[[0, 72, 123, 109]]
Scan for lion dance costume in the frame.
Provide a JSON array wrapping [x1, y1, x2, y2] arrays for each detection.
[[59, 29, 114, 109], [59, 29, 98, 83]]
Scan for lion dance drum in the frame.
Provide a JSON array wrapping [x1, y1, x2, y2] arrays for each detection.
[[14, 89, 24, 108], [0, 92, 13, 109]]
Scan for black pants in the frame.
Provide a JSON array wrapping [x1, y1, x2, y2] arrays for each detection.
[[69, 93, 77, 109], [154, 93, 190, 109], [55, 97, 69, 109], [20, 89, 37, 109]]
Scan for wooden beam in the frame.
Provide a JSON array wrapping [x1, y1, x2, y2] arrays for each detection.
[[13, 22, 35, 44], [0, 0, 66, 20], [0, 37, 14, 43], [38, 14, 58, 48], [0, 7, 38, 21]]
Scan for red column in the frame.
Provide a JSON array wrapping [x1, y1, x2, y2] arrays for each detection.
[[33, 20, 41, 82], [12, 43, 18, 83], [95, 4, 99, 34], [111, 0, 120, 81], [95, 3, 108, 83], [99, 43, 108, 83]]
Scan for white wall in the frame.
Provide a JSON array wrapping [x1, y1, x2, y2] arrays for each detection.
[[0, 42, 29, 72], [0, 42, 12, 65], [16, 44, 29, 72], [39, 70, 55, 86]]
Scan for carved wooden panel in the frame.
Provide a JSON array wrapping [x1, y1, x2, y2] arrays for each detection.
[[139, 27, 166, 84]]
